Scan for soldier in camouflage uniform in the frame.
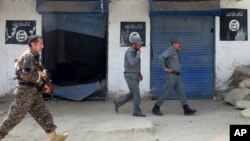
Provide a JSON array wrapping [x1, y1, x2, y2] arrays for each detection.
[[0, 35, 68, 141]]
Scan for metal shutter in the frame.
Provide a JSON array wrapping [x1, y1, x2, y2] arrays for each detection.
[[151, 16, 215, 99]]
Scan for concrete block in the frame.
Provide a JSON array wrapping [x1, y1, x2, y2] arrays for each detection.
[[239, 79, 250, 88], [240, 108, 250, 119], [235, 100, 250, 110], [224, 88, 250, 105]]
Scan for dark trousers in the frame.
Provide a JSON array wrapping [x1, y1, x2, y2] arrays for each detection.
[[155, 74, 188, 106], [115, 75, 142, 114]]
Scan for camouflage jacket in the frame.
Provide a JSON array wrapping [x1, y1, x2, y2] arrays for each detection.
[[15, 49, 43, 84]]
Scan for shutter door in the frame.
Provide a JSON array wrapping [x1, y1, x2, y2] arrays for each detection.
[[151, 16, 215, 99]]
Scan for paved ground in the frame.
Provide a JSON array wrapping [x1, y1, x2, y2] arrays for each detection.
[[0, 95, 249, 141]]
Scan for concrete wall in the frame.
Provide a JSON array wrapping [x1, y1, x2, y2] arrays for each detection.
[[108, 0, 151, 97], [0, 0, 249, 97], [0, 0, 41, 96], [215, 0, 250, 90]]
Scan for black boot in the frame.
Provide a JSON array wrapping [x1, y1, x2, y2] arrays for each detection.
[[152, 104, 163, 116], [183, 104, 196, 115], [114, 100, 119, 113], [133, 112, 146, 117]]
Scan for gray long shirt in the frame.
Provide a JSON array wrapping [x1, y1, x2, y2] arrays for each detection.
[[158, 46, 181, 73], [124, 47, 141, 76]]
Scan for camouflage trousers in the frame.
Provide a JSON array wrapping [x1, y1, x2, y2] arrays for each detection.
[[0, 86, 57, 139]]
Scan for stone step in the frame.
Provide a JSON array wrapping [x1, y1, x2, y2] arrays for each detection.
[[5, 118, 155, 141], [70, 118, 155, 141]]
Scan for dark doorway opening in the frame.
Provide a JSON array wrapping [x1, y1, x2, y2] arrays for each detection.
[[42, 29, 107, 100], [43, 30, 107, 86]]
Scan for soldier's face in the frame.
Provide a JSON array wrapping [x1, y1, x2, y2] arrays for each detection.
[[134, 43, 142, 50], [31, 38, 44, 53], [173, 42, 182, 51]]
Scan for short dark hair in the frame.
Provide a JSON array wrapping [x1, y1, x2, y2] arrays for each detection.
[[28, 35, 42, 47], [171, 39, 182, 45]]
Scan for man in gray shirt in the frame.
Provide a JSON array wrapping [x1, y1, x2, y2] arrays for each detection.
[[152, 39, 196, 116], [114, 32, 146, 117]]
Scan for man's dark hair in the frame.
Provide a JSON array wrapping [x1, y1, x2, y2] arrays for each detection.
[[28, 35, 42, 47], [171, 39, 182, 45]]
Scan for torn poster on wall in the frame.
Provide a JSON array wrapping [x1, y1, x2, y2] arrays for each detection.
[[120, 22, 146, 47], [5, 20, 36, 44], [220, 9, 248, 41]]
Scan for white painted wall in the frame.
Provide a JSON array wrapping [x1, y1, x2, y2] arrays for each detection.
[[215, 0, 250, 90], [0, 0, 248, 97], [0, 0, 41, 96], [108, 0, 151, 97]]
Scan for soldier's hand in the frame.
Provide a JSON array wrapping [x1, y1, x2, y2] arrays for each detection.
[[137, 49, 141, 55], [139, 74, 143, 81], [43, 84, 52, 94], [164, 67, 173, 73], [39, 71, 47, 78]]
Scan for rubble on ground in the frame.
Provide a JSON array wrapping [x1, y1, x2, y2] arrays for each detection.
[[223, 65, 250, 118], [234, 100, 250, 110], [224, 88, 250, 105], [239, 78, 250, 88], [229, 65, 250, 88], [235, 100, 250, 110], [240, 108, 250, 118]]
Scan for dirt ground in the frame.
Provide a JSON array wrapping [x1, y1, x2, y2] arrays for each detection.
[[0, 95, 249, 141]]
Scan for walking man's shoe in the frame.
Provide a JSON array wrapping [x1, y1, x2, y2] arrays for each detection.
[[152, 105, 163, 116], [183, 104, 196, 115], [133, 113, 146, 117], [114, 100, 119, 113], [47, 131, 68, 141]]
